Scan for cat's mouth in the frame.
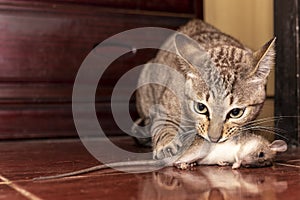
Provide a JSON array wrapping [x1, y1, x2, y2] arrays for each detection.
[[214, 137, 228, 143], [204, 135, 228, 143]]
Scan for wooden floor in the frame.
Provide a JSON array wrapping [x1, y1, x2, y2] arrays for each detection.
[[0, 137, 299, 200]]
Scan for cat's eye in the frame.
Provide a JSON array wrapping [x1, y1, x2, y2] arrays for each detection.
[[194, 102, 208, 115], [228, 108, 244, 119]]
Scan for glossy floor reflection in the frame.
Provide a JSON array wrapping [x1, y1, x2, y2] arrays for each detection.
[[0, 137, 299, 200], [140, 165, 295, 200]]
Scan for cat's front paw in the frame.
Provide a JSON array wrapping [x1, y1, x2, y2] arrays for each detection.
[[217, 161, 230, 166], [175, 162, 197, 170], [153, 139, 183, 160]]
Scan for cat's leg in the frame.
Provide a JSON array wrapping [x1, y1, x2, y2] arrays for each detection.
[[133, 84, 155, 147], [152, 123, 183, 159], [136, 80, 185, 159]]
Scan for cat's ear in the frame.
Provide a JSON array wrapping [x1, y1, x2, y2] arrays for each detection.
[[249, 38, 276, 82], [174, 34, 208, 73]]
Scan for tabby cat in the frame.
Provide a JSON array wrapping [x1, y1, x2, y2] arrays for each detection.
[[134, 19, 275, 159]]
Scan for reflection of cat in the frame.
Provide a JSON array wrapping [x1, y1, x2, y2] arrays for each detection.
[[137, 167, 287, 200], [135, 19, 275, 159]]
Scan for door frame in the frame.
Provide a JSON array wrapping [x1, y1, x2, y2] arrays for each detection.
[[274, 0, 300, 145]]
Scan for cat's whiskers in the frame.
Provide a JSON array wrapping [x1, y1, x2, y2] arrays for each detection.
[[239, 125, 289, 140], [242, 124, 287, 134], [244, 116, 298, 127], [180, 125, 196, 128], [243, 117, 282, 127], [179, 116, 196, 124], [180, 129, 197, 135]]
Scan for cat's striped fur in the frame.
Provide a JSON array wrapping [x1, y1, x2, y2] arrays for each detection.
[[135, 19, 275, 159]]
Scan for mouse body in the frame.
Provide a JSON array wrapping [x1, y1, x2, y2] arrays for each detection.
[[175, 133, 287, 169]]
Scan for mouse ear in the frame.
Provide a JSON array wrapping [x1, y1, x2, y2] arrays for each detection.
[[269, 140, 288, 153]]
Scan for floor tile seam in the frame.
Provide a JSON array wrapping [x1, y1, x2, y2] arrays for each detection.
[[0, 175, 44, 200]]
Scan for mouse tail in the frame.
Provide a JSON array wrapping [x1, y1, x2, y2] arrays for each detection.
[[32, 160, 164, 181], [32, 164, 109, 181]]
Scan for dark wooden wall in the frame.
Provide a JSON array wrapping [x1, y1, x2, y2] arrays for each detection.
[[274, 0, 300, 145], [0, 0, 202, 140]]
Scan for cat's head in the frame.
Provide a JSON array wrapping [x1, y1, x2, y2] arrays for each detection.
[[175, 34, 275, 142]]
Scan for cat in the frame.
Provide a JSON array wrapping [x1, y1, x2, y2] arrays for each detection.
[[134, 19, 275, 160]]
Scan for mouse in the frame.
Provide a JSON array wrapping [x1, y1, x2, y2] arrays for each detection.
[[33, 131, 287, 181], [175, 133, 288, 169]]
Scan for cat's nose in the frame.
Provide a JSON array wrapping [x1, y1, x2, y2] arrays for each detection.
[[209, 136, 221, 143], [207, 118, 223, 143]]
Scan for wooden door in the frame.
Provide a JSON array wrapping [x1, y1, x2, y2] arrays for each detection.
[[274, 0, 300, 145], [0, 0, 203, 140]]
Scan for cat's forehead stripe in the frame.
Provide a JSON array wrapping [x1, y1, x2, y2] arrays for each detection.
[[231, 47, 236, 61], [206, 93, 210, 102], [229, 95, 234, 105], [208, 46, 248, 68]]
